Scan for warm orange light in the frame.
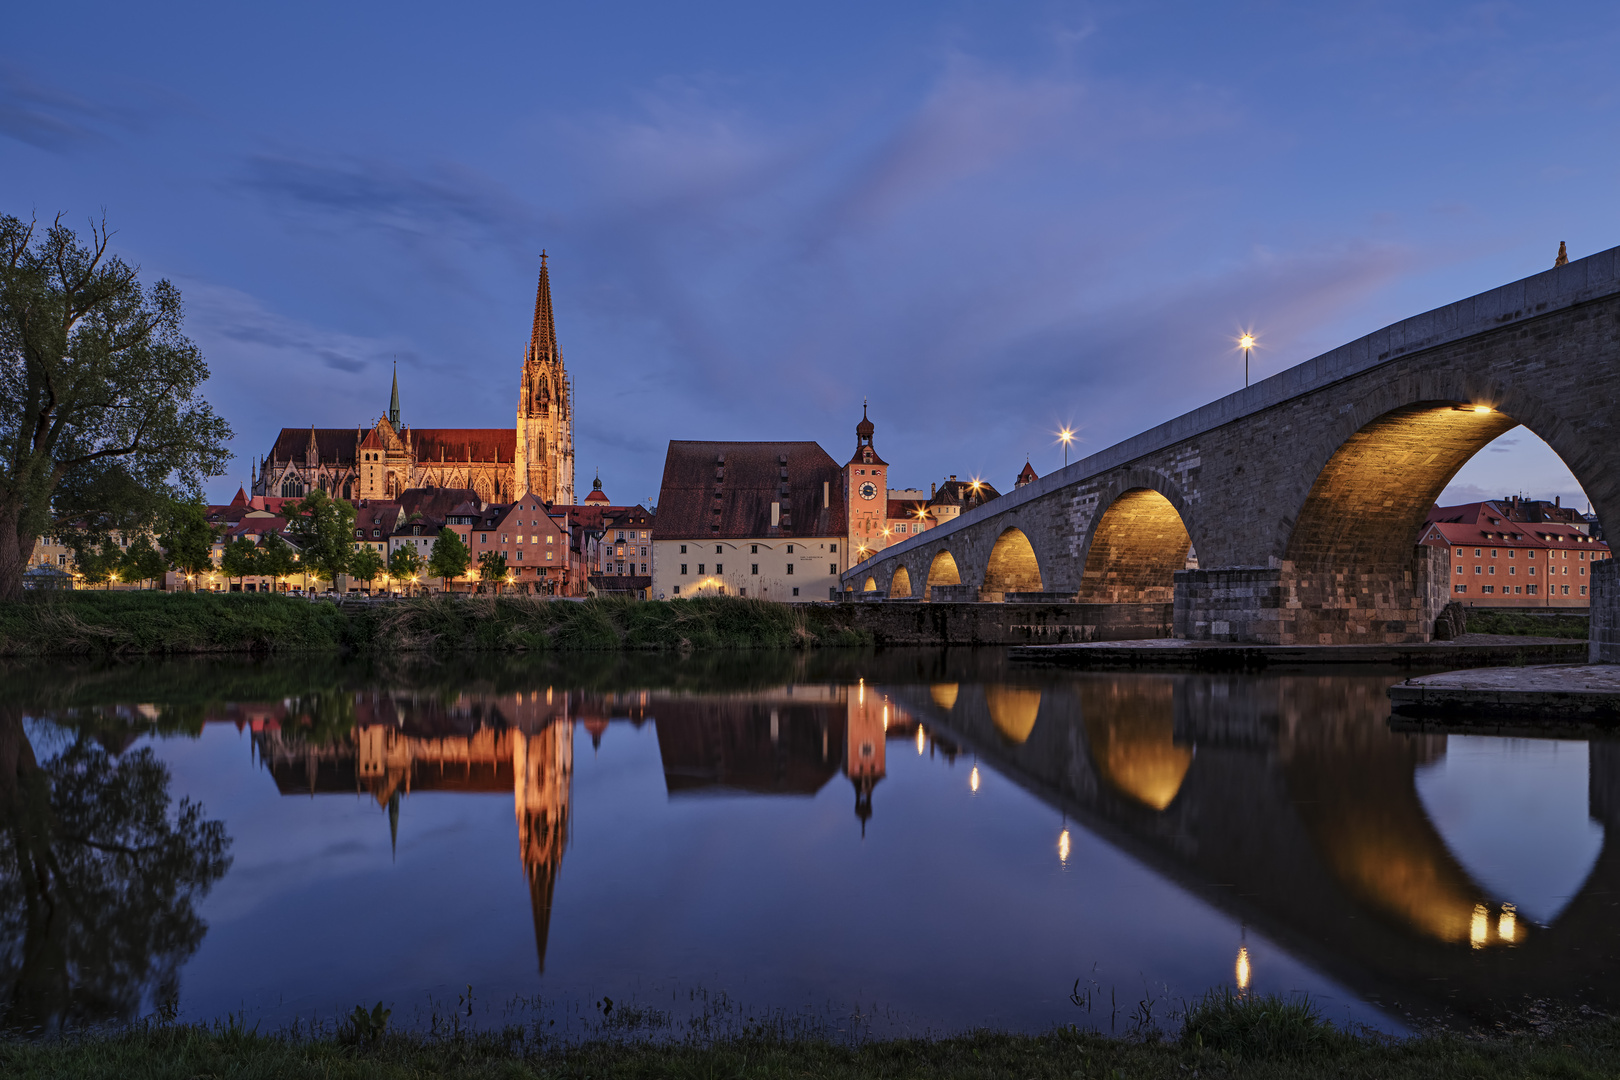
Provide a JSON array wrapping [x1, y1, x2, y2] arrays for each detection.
[[969, 765, 981, 793], [1235, 946, 1251, 991], [1238, 333, 1256, 350], [1058, 427, 1074, 445], [1472, 404, 1492, 413], [1058, 829, 1071, 864]]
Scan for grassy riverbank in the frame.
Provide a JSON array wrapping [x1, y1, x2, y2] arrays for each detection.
[[5, 1006, 1619, 1080], [1464, 608, 1589, 639], [0, 592, 870, 657]]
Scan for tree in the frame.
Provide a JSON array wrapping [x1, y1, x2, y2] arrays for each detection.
[[349, 546, 384, 593], [74, 538, 120, 588], [478, 550, 508, 595], [119, 535, 166, 590], [256, 532, 297, 592], [387, 544, 421, 595], [283, 490, 354, 594], [0, 215, 232, 601], [0, 708, 231, 1031], [428, 530, 470, 594], [218, 537, 259, 590], [157, 498, 216, 591]]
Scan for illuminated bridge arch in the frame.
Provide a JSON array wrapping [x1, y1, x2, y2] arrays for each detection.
[[981, 527, 1043, 602], [863, 575, 879, 592], [889, 565, 913, 598], [924, 550, 961, 600], [1077, 478, 1195, 603]]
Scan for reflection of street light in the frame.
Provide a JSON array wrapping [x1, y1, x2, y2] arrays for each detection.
[[969, 765, 981, 793], [1235, 946, 1251, 992], [1058, 828, 1071, 864], [1238, 333, 1256, 388], [1057, 427, 1075, 468]]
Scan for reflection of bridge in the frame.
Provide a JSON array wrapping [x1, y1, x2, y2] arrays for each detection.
[[844, 249, 1620, 648], [893, 671, 1620, 1024]]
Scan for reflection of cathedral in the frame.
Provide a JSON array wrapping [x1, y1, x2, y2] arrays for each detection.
[[252, 257, 574, 506], [251, 691, 579, 971]]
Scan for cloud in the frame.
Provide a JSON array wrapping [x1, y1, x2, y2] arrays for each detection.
[[0, 62, 133, 151]]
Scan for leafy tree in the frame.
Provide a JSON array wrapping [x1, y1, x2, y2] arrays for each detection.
[[0, 709, 232, 1031], [75, 537, 123, 589], [157, 499, 217, 591], [349, 546, 384, 593], [118, 535, 166, 590], [478, 550, 508, 595], [218, 537, 259, 590], [283, 490, 354, 593], [0, 215, 232, 601], [387, 544, 421, 594], [256, 532, 297, 591], [428, 530, 470, 594]]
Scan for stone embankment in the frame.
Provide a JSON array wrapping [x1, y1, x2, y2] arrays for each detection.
[[1389, 663, 1620, 727], [1008, 634, 1586, 671]]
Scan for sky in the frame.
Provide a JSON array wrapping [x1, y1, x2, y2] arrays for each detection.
[[3, 1, 1617, 509]]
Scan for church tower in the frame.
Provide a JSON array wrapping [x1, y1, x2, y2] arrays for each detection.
[[514, 253, 575, 505], [844, 401, 888, 561]]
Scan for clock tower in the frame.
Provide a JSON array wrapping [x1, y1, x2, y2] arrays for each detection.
[[845, 401, 888, 563]]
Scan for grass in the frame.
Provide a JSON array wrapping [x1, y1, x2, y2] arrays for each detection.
[[0, 591, 873, 657], [6, 996, 1620, 1079], [1464, 609, 1589, 639]]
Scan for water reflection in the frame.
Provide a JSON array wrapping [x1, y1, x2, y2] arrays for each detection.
[[0, 708, 230, 1033], [7, 652, 1620, 1031]]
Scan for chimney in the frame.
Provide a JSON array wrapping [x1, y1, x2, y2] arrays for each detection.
[[1556, 496, 1562, 507], [771, 502, 780, 527], [931, 482, 936, 497], [823, 481, 830, 509]]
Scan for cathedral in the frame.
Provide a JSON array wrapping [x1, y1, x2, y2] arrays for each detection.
[[253, 255, 575, 507]]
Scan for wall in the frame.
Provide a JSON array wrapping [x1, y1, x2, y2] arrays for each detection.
[[821, 601, 1172, 646], [1591, 560, 1620, 663], [654, 536, 843, 601]]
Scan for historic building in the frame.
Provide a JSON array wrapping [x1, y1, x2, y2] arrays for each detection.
[[253, 258, 574, 508], [1422, 500, 1610, 608]]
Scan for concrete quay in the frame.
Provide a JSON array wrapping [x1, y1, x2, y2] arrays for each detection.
[[1388, 664, 1620, 728], [1008, 634, 1585, 672]]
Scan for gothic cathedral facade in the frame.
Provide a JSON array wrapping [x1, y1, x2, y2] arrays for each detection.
[[254, 258, 575, 508]]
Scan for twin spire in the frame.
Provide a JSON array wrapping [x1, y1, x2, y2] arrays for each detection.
[[528, 250, 559, 364]]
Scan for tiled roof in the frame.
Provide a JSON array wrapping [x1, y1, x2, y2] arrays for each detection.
[[887, 498, 929, 521], [653, 441, 846, 540], [413, 429, 516, 463], [266, 428, 358, 464], [398, 487, 481, 525], [928, 477, 1002, 509]]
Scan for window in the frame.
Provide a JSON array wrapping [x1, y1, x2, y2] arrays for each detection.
[[830, 543, 837, 553], [1474, 565, 1481, 574], [547, 551, 553, 561], [480, 533, 488, 544], [680, 544, 687, 554], [1528, 584, 1538, 595], [1455, 565, 1463, 575], [1483, 585, 1495, 593], [1454, 584, 1467, 594], [1509, 566, 1516, 575], [547, 535, 554, 544], [1563, 585, 1570, 595], [751, 563, 759, 575], [673, 585, 681, 595], [1582, 586, 1589, 596], [640, 563, 647, 573], [1475, 548, 1481, 557], [617, 531, 625, 540], [1455, 548, 1463, 557], [681, 564, 688, 575], [787, 544, 794, 554], [786, 563, 794, 575], [698, 564, 705, 574], [1490, 549, 1498, 557], [830, 563, 837, 575], [1489, 566, 1495, 575], [517, 550, 524, 561], [517, 534, 524, 543], [639, 546, 646, 556], [751, 544, 758, 554], [792, 587, 799, 596], [715, 563, 723, 573], [716, 545, 723, 554], [1529, 566, 1536, 575]]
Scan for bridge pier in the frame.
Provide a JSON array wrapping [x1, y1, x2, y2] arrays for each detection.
[[1592, 561, 1620, 664], [1176, 545, 1451, 645]]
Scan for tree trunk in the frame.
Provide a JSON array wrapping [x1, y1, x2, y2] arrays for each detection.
[[0, 505, 26, 602]]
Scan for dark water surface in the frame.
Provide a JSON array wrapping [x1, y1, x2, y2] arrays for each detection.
[[3, 650, 1615, 1037]]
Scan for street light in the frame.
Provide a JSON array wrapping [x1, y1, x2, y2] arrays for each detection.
[[1238, 333, 1256, 388], [1057, 427, 1075, 468]]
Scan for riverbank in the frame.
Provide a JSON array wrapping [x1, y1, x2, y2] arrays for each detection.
[[0, 592, 874, 657], [5, 1008, 1618, 1080]]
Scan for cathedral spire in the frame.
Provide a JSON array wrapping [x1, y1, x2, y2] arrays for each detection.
[[528, 251, 559, 364], [389, 361, 401, 427]]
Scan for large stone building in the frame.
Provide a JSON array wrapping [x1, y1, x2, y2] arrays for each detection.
[[253, 257, 575, 508], [1422, 500, 1610, 608]]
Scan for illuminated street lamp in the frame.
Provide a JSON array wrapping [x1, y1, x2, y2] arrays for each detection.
[[1238, 333, 1256, 388], [1057, 427, 1075, 468]]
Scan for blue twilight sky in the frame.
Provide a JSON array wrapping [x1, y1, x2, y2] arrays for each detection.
[[3, 1, 1616, 508]]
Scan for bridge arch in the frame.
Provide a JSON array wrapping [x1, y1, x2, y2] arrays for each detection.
[[889, 565, 913, 598], [1077, 475, 1197, 603], [1275, 381, 1609, 642], [862, 575, 879, 592], [923, 550, 961, 600], [981, 527, 1043, 601]]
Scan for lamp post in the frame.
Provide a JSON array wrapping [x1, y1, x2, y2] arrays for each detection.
[[1238, 333, 1255, 388], [1058, 427, 1075, 468]]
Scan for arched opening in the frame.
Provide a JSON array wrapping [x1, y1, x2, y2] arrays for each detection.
[[889, 566, 912, 598], [863, 576, 878, 592], [1284, 402, 1518, 644], [1079, 679, 1192, 812], [981, 528, 1042, 602], [985, 686, 1041, 745], [923, 551, 960, 601], [930, 683, 959, 710], [1077, 489, 1190, 603]]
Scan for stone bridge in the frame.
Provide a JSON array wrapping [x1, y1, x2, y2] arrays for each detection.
[[842, 247, 1620, 646]]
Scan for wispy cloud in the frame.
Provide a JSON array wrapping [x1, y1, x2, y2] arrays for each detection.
[[0, 62, 135, 151]]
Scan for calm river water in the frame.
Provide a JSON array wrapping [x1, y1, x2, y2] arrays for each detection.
[[3, 649, 1615, 1037]]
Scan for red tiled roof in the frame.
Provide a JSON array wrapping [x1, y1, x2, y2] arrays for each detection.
[[266, 428, 359, 464], [413, 429, 516, 463], [652, 441, 846, 540], [398, 487, 481, 525]]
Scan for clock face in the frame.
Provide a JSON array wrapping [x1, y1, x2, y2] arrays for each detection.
[[859, 481, 877, 501]]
